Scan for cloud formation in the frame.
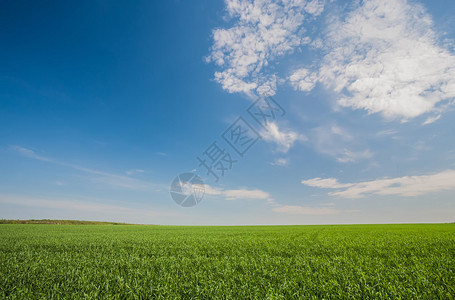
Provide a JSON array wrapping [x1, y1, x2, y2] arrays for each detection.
[[205, 183, 350, 214], [207, 0, 325, 95], [301, 177, 354, 189], [271, 157, 289, 166], [309, 125, 373, 163], [204, 185, 271, 200], [291, 0, 455, 120], [0, 194, 181, 221], [209, 0, 455, 121], [302, 169, 455, 198], [273, 204, 341, 215], [11, 146, 153, 190], [260, 122, 303, 153]]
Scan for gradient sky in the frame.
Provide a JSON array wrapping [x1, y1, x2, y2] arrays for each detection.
[[1, 0, 454, 225]]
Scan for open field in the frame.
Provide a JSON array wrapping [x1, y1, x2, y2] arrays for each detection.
[[1, 224, 454, 299]]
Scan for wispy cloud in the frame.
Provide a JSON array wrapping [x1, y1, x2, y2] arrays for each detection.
[[302, 169, 455, 198], [422, 114, 441, 125], [126, 169, 145, 176], [273, 205, 353, 215], [271, 157, 289, 166], [204, 183, 349, 214], [260, 122, 304, 153], [11, 145, 53, 162], [0, 194, 138, 214], [290, 0, 455, 121], [375, 129, 399, 137], [309, 125, 373, 163], [11, 146, 153, 190], [205, 185, 351, 215], [207, 0, 325, 96], [0, 194, 181, 219], [301, 177, 354, 189], [205, 185, 271, 201]]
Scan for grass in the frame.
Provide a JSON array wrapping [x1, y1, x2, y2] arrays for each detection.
[[0, 224, 454, 299]]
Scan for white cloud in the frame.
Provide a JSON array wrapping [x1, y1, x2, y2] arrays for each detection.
[[271, 157, 289, 166], [207, 0, 325, 95], [336, 149, 373, 163], [260, 122, 303, 153], [290, 0, 455, 121], [205, 185, 271, 201], [273, 205, 342, 215], [302, 169, 455, 198], [224, 188, 270, 200], [289, 68, 318, 91], [204, 183, 354, 215], [301, 177, 354, 189], [422, 114, 441, 125], [375, 129, 399, 137]]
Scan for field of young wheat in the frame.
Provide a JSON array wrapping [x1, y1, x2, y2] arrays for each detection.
[[1, 224, 454, 299]]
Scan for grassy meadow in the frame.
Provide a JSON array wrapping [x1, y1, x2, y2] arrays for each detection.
[[0, 223, 454, 299]]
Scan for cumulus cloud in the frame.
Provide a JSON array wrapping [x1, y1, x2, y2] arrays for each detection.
[[290, 0, 455, 120], [289, 68, 318, 91], [302, 169, 455, 198], [207, 0, 325, 95]]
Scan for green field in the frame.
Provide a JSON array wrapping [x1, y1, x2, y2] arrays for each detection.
[[1, 224, 454, 299]]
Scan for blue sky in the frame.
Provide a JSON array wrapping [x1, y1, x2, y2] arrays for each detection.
[[1, 0, 454, 225]]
